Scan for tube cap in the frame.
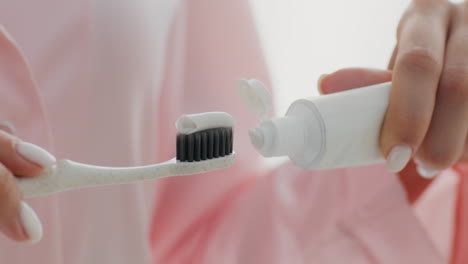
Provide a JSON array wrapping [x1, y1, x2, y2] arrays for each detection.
[[238, 79, 272, 120]]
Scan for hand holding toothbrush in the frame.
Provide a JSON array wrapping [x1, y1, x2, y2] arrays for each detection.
[[0, 128, 55, 244], [0, 112, 234, 244]]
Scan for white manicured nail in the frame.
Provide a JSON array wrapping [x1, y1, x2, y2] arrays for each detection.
[[16, 142, 56, 168], [386, 145, 412, 172], [0, 121, 16, 135], [19, 202, 43, 243], [414, 161, 440, 179], [317, 74, 329, 94]]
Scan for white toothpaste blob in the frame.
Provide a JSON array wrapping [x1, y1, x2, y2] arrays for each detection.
[[176, 112, 235, 135], [248, 129, 264, 150]]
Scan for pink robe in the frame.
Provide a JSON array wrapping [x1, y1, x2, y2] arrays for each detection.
[[0, 0, 460, 263]]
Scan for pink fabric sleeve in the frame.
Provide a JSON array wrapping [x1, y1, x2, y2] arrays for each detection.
[[150, 1, 444, 263], [451, 163, 468, 264], [0, 25, 50, 146]]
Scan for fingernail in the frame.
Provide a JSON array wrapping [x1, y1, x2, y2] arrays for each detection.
[[386, 145, 412, 172], [19, 202, 43, 243], [0, 121, 16, 135], [414, 160, 441, 179], [16, 142, 56, 168], [317, 74, 329, 94]]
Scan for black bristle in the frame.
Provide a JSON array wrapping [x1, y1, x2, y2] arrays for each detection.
[[176, 135, 180, 160], [194, 133, 201, 161], [207, 130, 214, 159], [201, 132, 208, 160], [223, 129, 228, 155], [213, 130, 220, 158], [176, 127, 233, 162], [177, 135, 186, 161], [187, 134, 194, 162], [228, 129, 233, 154], [225, 129, 231, 155], [220, 129, 226, 157]]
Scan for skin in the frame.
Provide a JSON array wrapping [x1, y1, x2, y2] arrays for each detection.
[[0, 130, 45, 242], [319, 0, 468, 203]]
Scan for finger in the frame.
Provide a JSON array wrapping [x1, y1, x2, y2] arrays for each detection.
[[381, 0, 451, 173], [0, 163, 42, 243], [388, 46, 398, 70], [415, 3, 468, 177], [0, 121, 16, 135], [461, 138, 468, 162], [0, 131, 55, 177], [318, 68, 392, 94]]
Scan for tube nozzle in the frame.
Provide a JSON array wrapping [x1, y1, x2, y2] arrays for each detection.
[[248, 117, 305, 158], [249, 129, 264, 150]]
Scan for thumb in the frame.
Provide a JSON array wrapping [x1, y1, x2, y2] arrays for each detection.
[[318, 68, 392, 95]]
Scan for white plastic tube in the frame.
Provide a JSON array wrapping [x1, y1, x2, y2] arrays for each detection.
[[249, 82, 391, 169]]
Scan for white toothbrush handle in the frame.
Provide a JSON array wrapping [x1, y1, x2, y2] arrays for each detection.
[[17, 154, 236, 198]]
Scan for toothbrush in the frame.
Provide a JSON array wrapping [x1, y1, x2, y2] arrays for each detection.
[[17, 112, 236, 198]]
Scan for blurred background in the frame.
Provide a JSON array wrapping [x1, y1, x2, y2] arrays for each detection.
[[250, 0, 409, 114]]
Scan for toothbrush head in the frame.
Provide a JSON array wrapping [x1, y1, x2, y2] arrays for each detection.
[[176, 127, 233, 162], [175, 112, 235, 162]]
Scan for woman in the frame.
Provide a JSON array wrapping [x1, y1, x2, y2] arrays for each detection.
[[0, 0, 466, 263]]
